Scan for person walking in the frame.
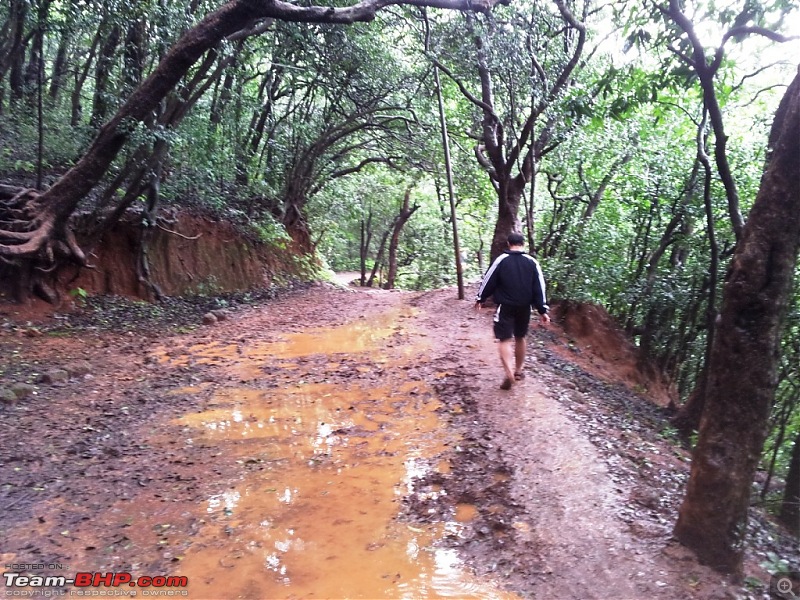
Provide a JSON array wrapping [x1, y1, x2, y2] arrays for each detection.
[[475, 232, 550, 390]]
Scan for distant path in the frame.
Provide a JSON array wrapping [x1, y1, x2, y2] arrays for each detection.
[[332, 270, 361, 285]]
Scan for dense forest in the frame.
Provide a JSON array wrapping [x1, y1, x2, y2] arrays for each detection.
[[0, 0, 798, 577]]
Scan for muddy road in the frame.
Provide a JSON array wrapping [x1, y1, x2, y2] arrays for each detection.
[[0, 284, 778, 598]]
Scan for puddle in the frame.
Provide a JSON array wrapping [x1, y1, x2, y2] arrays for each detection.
[[454, 503, 479, 523], [159, 309, 417, 380], [163, 309, 517, 599]]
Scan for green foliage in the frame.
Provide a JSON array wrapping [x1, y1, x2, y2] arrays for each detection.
[[193, 276, 222, 296], [592, 64, 664, 120], [68, 287, 89, 307], [743, 575, 764, 590], [251, 214, 293, 249], [0, 110, 88, 175], [760, 551, 792, 575], [395, 203, 462, 290]]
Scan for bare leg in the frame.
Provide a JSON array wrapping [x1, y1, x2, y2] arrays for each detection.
[[514, 337, 526, 375], [499, 339, 515, 388]]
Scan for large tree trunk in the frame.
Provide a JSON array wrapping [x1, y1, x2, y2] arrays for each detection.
[[673, 67, 800, 576], [489, 179, 524, 260]]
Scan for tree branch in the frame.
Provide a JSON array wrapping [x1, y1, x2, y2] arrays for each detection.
[[426, 52, 497, 117], [721, 25, 796, 47]]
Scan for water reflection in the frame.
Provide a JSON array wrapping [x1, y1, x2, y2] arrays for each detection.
[[166, 310, 517, 599], [207, 490, 241, 515]]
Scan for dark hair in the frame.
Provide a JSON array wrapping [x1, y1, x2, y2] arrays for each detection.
[[507, 232, 525, 246]]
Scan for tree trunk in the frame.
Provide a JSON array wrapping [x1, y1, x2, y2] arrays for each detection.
[[456, 2, 585, 263], [122, 20, 146, 94], [49, 20, 71, 101], [779, 430, 800, 536], [664, 0, 745, 241], [674, 67, 800, 576], [0, 1, 265, 301], [434, 67, 464, 298], [4, 0, 28, 103], [425, 11, 464, 298], [489, 179, 524, 260], [239, 63, 280, 185], [673, 119, 721, 436], [360, 213, 373, 287], [367, 225, 392, 288], [384, 187, 418, 289], [90, 23, 122, 129], [761, 383, 799, 501], [23, 0, 51, 106], [70, 29, 101, 126], [210, 50, 238, 127]]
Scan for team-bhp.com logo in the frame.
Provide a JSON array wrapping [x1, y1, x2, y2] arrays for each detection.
[[3, 570, 189, 597]]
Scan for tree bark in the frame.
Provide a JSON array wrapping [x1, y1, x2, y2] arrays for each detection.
[[384, 187, 418, 289], [674, 67, 800, 576], [70, 29, 101, 127], [90, 23, 121, 129], [489, 179, 525, 259], [3, 0, 28, 103]]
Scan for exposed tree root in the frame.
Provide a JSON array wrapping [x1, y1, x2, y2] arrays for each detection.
[[0, 186, 87, 303]]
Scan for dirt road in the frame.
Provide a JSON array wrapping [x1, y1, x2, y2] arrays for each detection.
[[0, 284, 770, 598]]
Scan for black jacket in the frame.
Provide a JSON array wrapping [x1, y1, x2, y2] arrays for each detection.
[[476, 251, 549, 314]]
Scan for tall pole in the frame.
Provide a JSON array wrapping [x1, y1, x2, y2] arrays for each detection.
[[424, 9, 465, 298], [433, 64, 464, 299]]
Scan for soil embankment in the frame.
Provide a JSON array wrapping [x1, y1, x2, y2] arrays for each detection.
[[0, 209, 306, 304]]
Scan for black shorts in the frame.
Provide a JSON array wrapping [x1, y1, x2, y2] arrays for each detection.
[[493, 304, 532, 340]]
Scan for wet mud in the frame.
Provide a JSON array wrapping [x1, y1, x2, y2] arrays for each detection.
[[0, 284, 791, 599]]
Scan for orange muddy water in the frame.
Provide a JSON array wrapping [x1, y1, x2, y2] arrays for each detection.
[[157, 309, 516, 599]]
